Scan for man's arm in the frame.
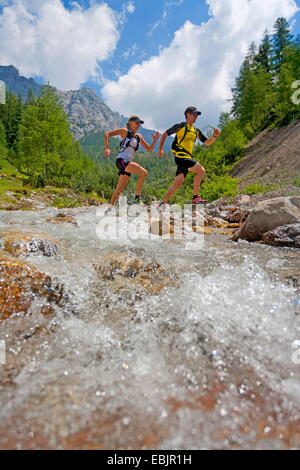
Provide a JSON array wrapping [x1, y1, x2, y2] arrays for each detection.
[[203, 128, 220, 147], [158, 123, 183, 157]]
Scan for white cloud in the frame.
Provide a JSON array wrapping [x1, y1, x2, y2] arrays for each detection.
[[103, 0, 299, 131], [148, 0, 183, 36], [122, 42, 138, 60], [0, 0, 131, 90], [126, 1, 135, 14]]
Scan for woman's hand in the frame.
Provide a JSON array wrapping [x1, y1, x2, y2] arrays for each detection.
[[152, 131, 160, 142], [213, 128, 220, 138], [104, 149, 111, 158]]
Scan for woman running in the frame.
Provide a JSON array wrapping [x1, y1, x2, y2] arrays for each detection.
[[104, 116, 159, 206]]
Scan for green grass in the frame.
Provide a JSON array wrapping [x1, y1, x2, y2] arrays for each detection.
[[52, 197, 81, 209], [240, 181, 280, 195]]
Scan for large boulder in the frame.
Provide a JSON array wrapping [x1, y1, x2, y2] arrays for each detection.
[[232, 197, 300, 242], [262, 224, 300, 248]]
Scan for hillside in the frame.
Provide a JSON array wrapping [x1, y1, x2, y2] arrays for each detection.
[[230, 119, 300, 189]]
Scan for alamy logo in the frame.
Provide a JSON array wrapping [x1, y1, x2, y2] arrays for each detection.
[[95, 196, 205, 250], [0, 340, 6, 365], [0, 80, 5, 104], [291, 80, 300, 105], [292, 340, 300, 365]]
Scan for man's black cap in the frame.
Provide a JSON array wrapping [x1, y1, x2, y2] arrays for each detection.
[[185, 106, 201, 116]]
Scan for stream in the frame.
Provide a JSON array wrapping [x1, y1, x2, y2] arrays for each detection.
[[0, 205, 300, 449]]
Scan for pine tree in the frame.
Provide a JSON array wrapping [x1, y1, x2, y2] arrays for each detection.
[[0, 119, 8, 159], [26, 88, 36, 106], [255, 30, 272, 72], [18, 84, 73, 177], [272, 17, 293, 72]]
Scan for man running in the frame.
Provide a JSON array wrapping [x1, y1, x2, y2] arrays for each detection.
[[158, 106, 220, 209]]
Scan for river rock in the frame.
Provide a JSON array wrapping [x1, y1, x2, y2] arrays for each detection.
[[193, 226, 214, 235], [228, 209, 250, 223], [1, 231, 60, 257], [46, 215, 78, 226], [149, 219, 172, 236], [94, 251, 178, 295], [234, 194, 251, 206], [0, 254, 63, 323], [261, 224, 300, 248], [232, 197, 300, 242]]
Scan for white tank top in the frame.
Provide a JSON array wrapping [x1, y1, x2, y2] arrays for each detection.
[[117, 133, 139, 162]]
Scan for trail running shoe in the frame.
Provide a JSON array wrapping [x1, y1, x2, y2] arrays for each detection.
[[131, 199, 145, 205], [191, 195, 208, 204]]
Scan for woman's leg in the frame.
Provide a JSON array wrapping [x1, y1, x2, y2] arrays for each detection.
[[125, 162, 148, 196], [110, 174, 130, 205]]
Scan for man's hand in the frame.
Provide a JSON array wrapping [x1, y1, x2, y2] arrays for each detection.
[[104, 149, 111, 158], [158, 149, 164, 158], [213, 128, 220, 138]]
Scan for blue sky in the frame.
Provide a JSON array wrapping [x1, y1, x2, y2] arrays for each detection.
[[0, 0, 300, 129], [82, 0, 300, 93], [87, 0, 211, 85]]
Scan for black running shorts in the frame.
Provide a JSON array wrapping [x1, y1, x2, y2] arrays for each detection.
[[175, 157, 197, 178], [116, 158, 131, 177]]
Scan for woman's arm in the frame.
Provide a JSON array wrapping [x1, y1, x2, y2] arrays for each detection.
[[104, 128, 128, 157], [158, 131, 168, 157], [139, 131, 160, 153]]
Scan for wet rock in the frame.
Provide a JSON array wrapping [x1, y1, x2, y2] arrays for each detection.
[[46, 215, 78, 226], [149, 219, 172, 236], [0, 254, 63, 323], [193, 226, 214, 235], [218, 229, 237, 236], [205, 207, 220, 218], [94, 251, 178, 295], [206, 217, 235, 229], [261, 224, 300, 248], [233, 197, 300, 242], [1, 231, 60, 257]]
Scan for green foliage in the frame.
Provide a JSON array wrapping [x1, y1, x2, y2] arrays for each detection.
[[241, 181, 277, 195], [232, 17, 300, 133], [0, 119, 8, 159], [293, 177, 300, 188], [200, 175, 239, 202]]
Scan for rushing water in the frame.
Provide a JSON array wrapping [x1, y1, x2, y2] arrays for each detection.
[[0, 206, 300, 449]]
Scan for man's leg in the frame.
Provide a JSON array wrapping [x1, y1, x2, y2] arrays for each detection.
[[163, 173, 185, 204], [188, 163, 205, 196], [110, 174, 130, 206], [126, 162, 148, 196]]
